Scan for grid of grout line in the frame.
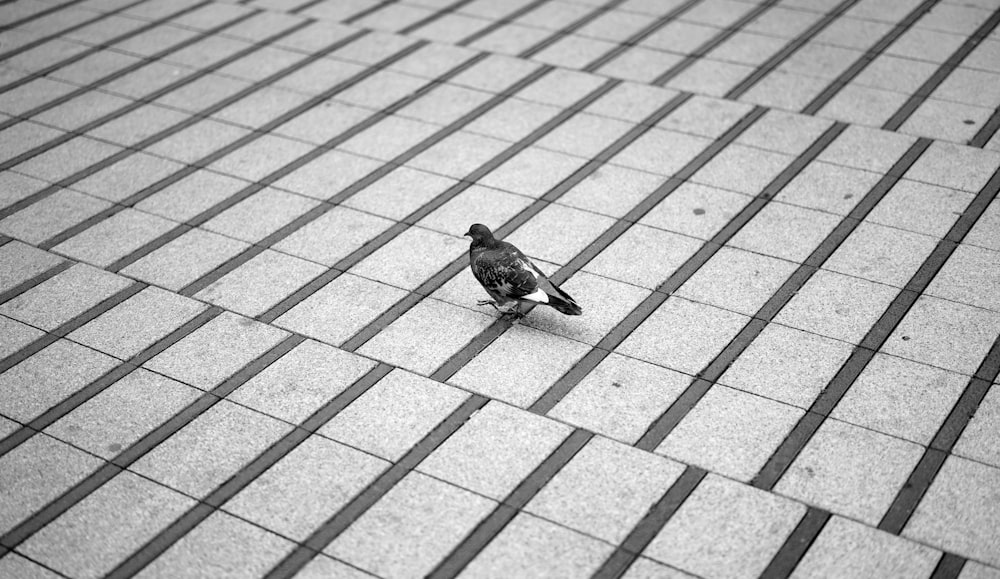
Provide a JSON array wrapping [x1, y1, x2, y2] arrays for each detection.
[[1, 1, 1000, 579]]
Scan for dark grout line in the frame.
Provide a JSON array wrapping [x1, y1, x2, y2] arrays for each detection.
[[341, 0, 399, 26], [456, 0, 552, 47], [0, 0, 151, 60], [0, 234, 10, 247], [103, 361, 393, 579], [0, 331, 300, 552], [174, 52, 529, 300], [0, 259, 72, 308], [799, 0, 939, 115], [879, 332, 1000, 534], [517, 0, 629, 59], [969, 105, 1000, 148], [723, 0, 863, 100], [0, 280, 144, 379], [256, 72, 618, 327], [881, 6, 1000, 131], [757, 507, 830, 579], [0, 0, 215, 97], [0, 19, 331, 222], [263, 394, 490, 579], [45, 36, 425, 263], [338, 91, 692, 354], [631, 134, 925, 452], [930, 553, 967, 579], [580, 0, 703, 74], [590, 465, 706, 579], [426, 428, 593, 578], [752, 164, 1000, 492], [0, 305, 221, 460], [0, 4, 262, 134], [651, 0, 780, 87], [398, 0, 477, 36]]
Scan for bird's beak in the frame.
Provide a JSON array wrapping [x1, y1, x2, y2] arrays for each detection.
[[464, 231, 472, 237]]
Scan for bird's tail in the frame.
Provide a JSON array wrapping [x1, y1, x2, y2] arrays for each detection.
[[547, 292, 582, 315]]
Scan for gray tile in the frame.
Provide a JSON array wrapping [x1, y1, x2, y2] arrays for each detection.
[[775, 419, 924, 525], [274, 273, 408, 346], [19, 471, 196, 579], [659, 95, 755, 140], [640, 182, 754, 241], [526, 436, 685, 544], [823, 222, 939, 288], [328, 471, 496, 579], [585, 81, 680, 124], [610, 128, 714, 177], [658, 385, 804, 482], [120, 228, 250, 291], [478, 146, 589, 199], [460, 511, 615, 579], [195, 249, 327, 317], [926, 243, 1000, 312], [965, 198, 1000, 252], [68, 286, 207, 360], [0, 339, 119, 423], [584, 223, 704, 289], [960, 562, 1000, 579], [0, 315, 44, 359], [451, 324, 591, 408], [776, 160, 882, 216], [136, 510, 295, 579], [832, 354, 968, 445], [727, 202, 842, 263], [343, 166, 457, 221], [676, 246, 798, 316], [0, 263, 133, 331], [45, 368, 200, 459], [792, 516, 940, 579], [357, 298, 497, 376], [507, 203, 617, 266], [621, 556, 697, 579], [616, 296, 749, 376], [229, 339, 376, 425], [202, 188, 321, 244], [134, 170, 249, 223], [882, 295, 1000, 376], [406, 131, 513, 181], [953, 384, 1000, 469], [691, 144, 794, 196], [0, 434, 102, 535], [292, 555, 376, 579], [349, 226, 466, 290], [645, 474, 806, 579], [868, 179, 974, 238], [52, 209, 177, 267], [535, 112, 634, 159], [320, 369, 469, 461], [559, 164, 667, 219], [273, 206, 394, 267], [903, 140, 1000, 194], [549, 352, 692, 444], [0, 553, 63, 579], [143, 311, 289, 390], [774, 269, 899, 344], [0, 240, 64, 293], [418, 400, 572, 500], [271, 149, 383, 200], [417, 184, 534, 236], [226, 435, 388, 540]]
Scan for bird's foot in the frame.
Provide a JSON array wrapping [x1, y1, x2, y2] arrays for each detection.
[[477, 300, 501, 312], [500, 310, 525, 322]]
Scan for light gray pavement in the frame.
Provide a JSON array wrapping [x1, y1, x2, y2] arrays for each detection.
[[1, 0, 999, 577]]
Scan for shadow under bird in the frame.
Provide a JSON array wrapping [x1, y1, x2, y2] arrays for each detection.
[[465, 223, 582, 320]]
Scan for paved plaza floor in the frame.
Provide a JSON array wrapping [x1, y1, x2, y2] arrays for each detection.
[[1, 0, 999, 577]]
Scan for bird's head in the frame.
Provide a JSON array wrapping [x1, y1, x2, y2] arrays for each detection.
[[464, 223, 496, 247]]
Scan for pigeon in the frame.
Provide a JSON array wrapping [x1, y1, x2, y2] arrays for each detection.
[[465, 223, 582, 319]]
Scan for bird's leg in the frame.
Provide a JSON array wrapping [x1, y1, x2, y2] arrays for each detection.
[[477, 300, 499, 311]]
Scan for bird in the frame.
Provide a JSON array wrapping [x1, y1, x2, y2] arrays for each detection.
[[465, 223, 582, 319]]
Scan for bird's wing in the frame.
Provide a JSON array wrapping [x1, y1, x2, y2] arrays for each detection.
[[472, 245, 538, 300], [507, 246, 578, 304]]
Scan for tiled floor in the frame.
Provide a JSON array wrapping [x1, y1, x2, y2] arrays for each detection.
[[1, 0, 999, 577]]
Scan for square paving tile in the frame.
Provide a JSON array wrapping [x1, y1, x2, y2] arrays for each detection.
[[952, 384, 1000, 469], [327, 471, 496, 579], [675, 246, 798, 316], [583, 223, 703, 289], [774, 418, 924, 525], [194, 249, 326, 317], [823, 222, 939, 288], [645, 473, 806, 579], [925, 243, 1000, 312], [792, 516, 941, 579], [418, 400, 572, 500], [0, 263, 133, 331]]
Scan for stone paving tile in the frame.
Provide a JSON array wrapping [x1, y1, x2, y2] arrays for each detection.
[[0, 189, 113, 245], [645, 473, 806, 579], [0, 263, 133, 331], [194, 249, 327, 317], [793, 516, 941, 579], [419, 399, 571, 499], [583, 223, 703, 289], [461, 511, 615, 579], [273, 206, 394, 266], [525, 436, 686, 544], [319, 368, 468, 461], [327, 471, 497, 579], [19, 471, 196, 579], [0, 240, 64, 293], [675, 246, 799, 316], [349, 226, 466, 290], [136, 510, 295, 579], [0, 552, 63, 579], [953, 383, 1000, 469], [775, 418, 924, 526], [120, 228, 252, 291]]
